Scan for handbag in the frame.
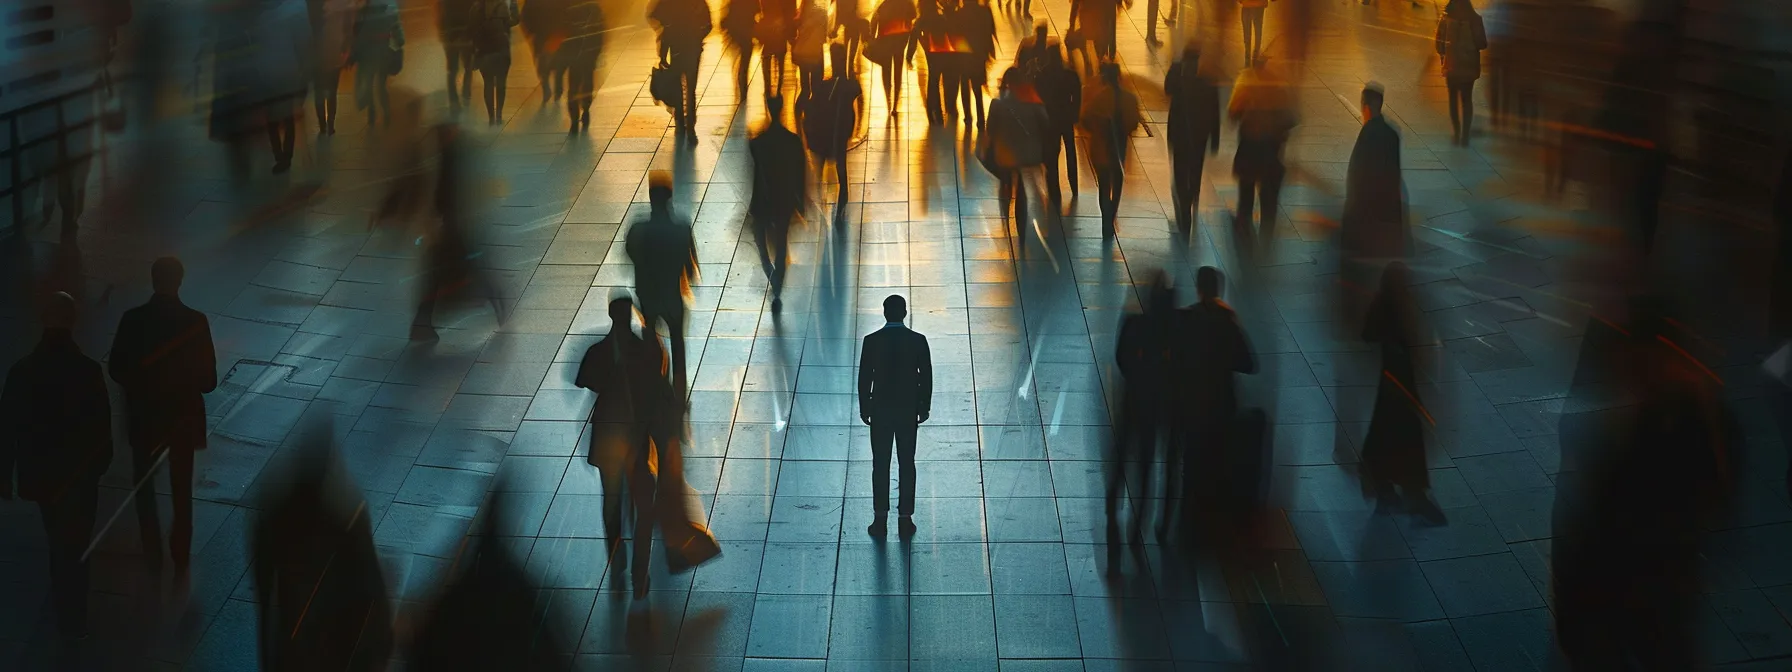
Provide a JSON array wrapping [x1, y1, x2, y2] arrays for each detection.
[[388, 36, 405, 75], [650, 63, 680, 109]]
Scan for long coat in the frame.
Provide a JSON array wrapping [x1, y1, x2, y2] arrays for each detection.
[[108, 295, 218, 452], [1359, 287, 1426, 491], [2, 330, 112, 503], [1341, 116, 1409, 260]]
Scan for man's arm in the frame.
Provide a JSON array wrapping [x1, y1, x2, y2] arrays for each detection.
[[916, 334, 932, 422], [858, 336, 876, 424], [83, 362, 114, 480], [107, 312, 134, 386], [196, 314, 219, 394], [1230, 316, 1258, 375]]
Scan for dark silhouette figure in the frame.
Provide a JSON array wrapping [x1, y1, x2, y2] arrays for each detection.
[[2, 292, 111, 639], [256, 2, 309, 174], [914, 0, 957, 123], [803, 43, 863, 222], [1358, 262, 1443, 522], [409, 496, 567, 670], [859, 295, 933, 538], [1080, 63, 1140, 237], [563, 0, 606, 133], [1340, 84, 1409, 321], [1552, 302, 1734, 670], [793, 0, 829, 108], [651, 0, 712, 141], [1227, 62, 1296, 259], [1178, 267, 1258, 536], [867, 0, 918, 116], [209, 3, 265, 180], [1239, 0, 1267, 65], [1112, 273, 1176, 552], [759, 0, 796, 94], [953, 0, 996, 128], [440, 0, 476, 108], [1077, 0, 1121, 61], [521, 0, 572, 103], [107, 257, 218, 570], [351, 0, 404, 129], [981, 67, 1050, 232], [252, 425, 392, 672], [1435, 0, 1487, 147], [1165, 46, 1221, 233], [723, 0, 760, 99], [1015, 22, 1055, 72], [308, 0, 355, 136], [403, 124, 505, 341], [626, 173, 700, 395], [1035, 43, 1080, 205], [471, 0, 520, 125], [576, 297, 671, 591], [749, 97, 807, 311]]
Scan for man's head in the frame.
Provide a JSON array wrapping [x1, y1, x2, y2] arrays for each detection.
[[1361, 83, 1385, 121], [1196, 266, 1222, 301], [1034, 21, 1048, 42], [648, 171, 673, 208], [999, 66, 1022, 91], [883, 294, 907, 323], [608, 296, 636, 327], [151, 257, 185, 296], [42, 291, 76, 330]]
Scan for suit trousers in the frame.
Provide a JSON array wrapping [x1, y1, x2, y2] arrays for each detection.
[[134, 445, 195, 564], [39, 481, 98, 633], [869, 420, 918, 516]]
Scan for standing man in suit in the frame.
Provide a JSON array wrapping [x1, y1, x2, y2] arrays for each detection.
[[2, 292, 112, 639], [575, 296, 669, 587], [858, 295, 932, 537], [108, 257, 218, 570]]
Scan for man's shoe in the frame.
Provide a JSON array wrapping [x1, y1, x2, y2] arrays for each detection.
[[897, 516, 917, 538], [868, 517, 888, 537]]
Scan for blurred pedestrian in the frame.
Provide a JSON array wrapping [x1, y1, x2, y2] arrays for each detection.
[[353, 0, 405, 128], [626, 173, 700, 395], [803, 43, 863, 222], [954, 0, 996, 128], [1112, 273, 1175, 551], [576, 297, 670, 584], [108, 258, 218, 571], [793, 0, 830, 108], [859, 295, 933, 538], [981, 67, 1050, 235], [1078, 0, 1122, 61], [759, 0, 797, 94], [471, 0, 520, 125], [749, 96, 807, 311], [914, 0, 957, 123], [252, 425, 392, 672], [1358, 262, 1443, 522], [1035, 43, 1080, 204], [723, 0, 760, 99], [307, 0, 355, 136], [1178, 267, 1256, 535], [521, 0, 571, 103], [835, 0, 868, 71], [563, 0, 606, 133], [1435, 0, 1487, 147], [257, 0, 311, 173], [409, 496, 566, 670], [1339, 84, 1408, 322], [867, 0, 918, 116], [401, 124, 506, 340], [1227, 60, 1296, 258], [440, 0, 476, 108], [1166, 45, 1220, 233], [1239, 0, 1267, 66], [2, 292, 111, 640], [652, 0, 712, 140], [1080, 63, 1141, 237]]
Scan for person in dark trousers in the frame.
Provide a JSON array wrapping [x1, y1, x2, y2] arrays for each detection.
[[1080, 63, 1140, 237], [1435, 0, 1486, 147], [1112, 273, 1175, 552], [471, 0, 520, 125], [792, 0, 829, 108], [626, 173, 700, 396], [1238, 0, 1267, 66], [257, 0, 310, 173], [749, 96, 807, 311], [576, 297, 670, 585], [651, 0, 711, 141], [108, 257, 218, 570], [981, 67, 1050, 232], [2, 292, 111, 639], [252, 424, 392, 672], [803, 43, 863, 222], [1178, 266, 1256, 535], [440, 0, 476, 108], [1358, 262, 1443, 522], [563, 0, 605, 133], [955, 0, 996, 128], [914, 0, 955, 123], [1035, 43, 1080, 205], [1165, 46, 1220, 233], [1227, 61, 1295, 258], [722, 0, 759, 99], [351, 0, 403, 129], [868, 0, 917, 117], [859, 295, 933, 538], [520, 0, 571, 103], [307, 0, 355, 136], [1340, 84, 1408, 322], [404, 124, 505, 341], [760, 0, 796, 95]]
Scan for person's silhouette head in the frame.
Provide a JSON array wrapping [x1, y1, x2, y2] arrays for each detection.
[[883, 294, 907, 324], [1361, 83, 1385, 121], [42, 291, 76, 330], [609, 296, 636, 329], [1197, 266, 1222, 302], [999, 67, 1021, 91], [151, 257, 184, 296], [648, 171, 673, 211], [1034, 21, 1048, 44]]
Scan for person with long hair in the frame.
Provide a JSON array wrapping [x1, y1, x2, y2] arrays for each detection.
[[470, 0, 520, 125], [1435, 0, 1487, 146]]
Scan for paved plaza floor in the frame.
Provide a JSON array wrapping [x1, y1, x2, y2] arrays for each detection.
[[3, 0, 1791, 670]]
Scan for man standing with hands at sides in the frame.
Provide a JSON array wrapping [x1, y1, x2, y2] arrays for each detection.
[[1166, 45, 1221, 234], [859, 295, 932, 538], [750, 96, 807, 313], [3, 292, 112, 639], [109, 257, 218, 572], [627, 173, 699, 397]]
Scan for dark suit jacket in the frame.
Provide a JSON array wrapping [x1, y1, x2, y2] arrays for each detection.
[[575, 330, 677, 467], [1165, 62, 1220, 156], [108, 294, 218, 451], [858, 324, 932, 424], [749, 123, 807, 220], [1176, 300, 1256, 427], [2, 329, 113, 502], [1342, 116, 1409, 258]]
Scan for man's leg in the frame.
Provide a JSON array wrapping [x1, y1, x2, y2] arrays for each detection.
[[1146, 0, 1160, 43], [1062, 130, 1078, 194], [627, 443, 657, 596], [869, 421, 895, 530], [169, 447, 195, 566], [39, 484, 95, 635], [833, 151, 850, 216], [895, 420, 918, 523], [1259, 168, 1283, 246], [132, 446, 163, 564], [1044, 134, 1064, 205], [666, 302, 690, 395]]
